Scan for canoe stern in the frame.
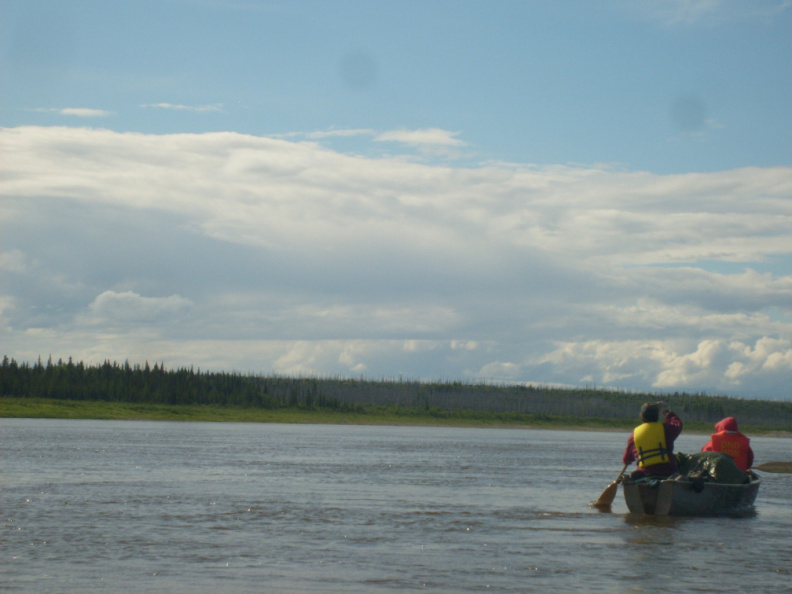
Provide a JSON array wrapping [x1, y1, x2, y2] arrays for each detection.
[[622, 476, 760, 516]]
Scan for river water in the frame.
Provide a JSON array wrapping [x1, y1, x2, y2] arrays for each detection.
[[1, 419, 790, 592]]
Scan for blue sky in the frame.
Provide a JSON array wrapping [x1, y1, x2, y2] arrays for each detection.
[[2, 0, 792, 400]]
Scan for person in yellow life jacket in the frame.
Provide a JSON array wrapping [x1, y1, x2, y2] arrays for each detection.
[[701, 416, 754, 473], [623, 402, 683, 479]]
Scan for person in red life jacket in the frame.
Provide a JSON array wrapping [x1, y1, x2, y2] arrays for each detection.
[[623, 402, 683, 479], [701, 416, 754, 472]]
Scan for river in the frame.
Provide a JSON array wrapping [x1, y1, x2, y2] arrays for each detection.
[[1, 419, 790, 592]]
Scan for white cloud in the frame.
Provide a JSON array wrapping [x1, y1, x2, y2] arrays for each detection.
[[534, 336, 792, 396], [282, 128, 468, 159], [141, 102, 225, 113], [478, 361, 521, 381], [31, 108, 113, 118], [2, 126, 791, 398], [84, 291, 193, 325], [375, 128, 466, 147], [302, 128, 376, 139]]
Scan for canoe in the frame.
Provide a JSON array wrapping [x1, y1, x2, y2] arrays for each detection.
[[622, 473, 760, 516]]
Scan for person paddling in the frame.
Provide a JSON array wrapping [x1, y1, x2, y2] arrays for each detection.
[[623, 402, 683, 480], [701, 417, 754, 473]]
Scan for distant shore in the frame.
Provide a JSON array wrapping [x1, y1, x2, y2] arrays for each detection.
[[2, 397, 790, 437], [4, 359, 791, 437]]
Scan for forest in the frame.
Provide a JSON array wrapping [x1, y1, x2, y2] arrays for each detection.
[[2, 356, 791, 430]]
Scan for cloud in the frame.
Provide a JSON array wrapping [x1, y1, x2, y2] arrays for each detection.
[[375, 128, 467, 147], [84, 291, 193, 325], [141, 103, 225, 113], [303, 128, 376, 139], [0, 249, 32, 274], [30, 108, 113, 118], [532, 336, 792, 396], [277, 128, 469, 160], [375, 128, 470, 160], [2, 126, 791, 398], [284, 127, 466, 148]]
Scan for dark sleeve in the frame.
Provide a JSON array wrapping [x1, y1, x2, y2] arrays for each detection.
[[623, 434, 636, 465], [664, 412, 683, 441]]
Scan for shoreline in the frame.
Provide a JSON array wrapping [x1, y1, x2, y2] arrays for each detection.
[[2, 397, 790, 437]]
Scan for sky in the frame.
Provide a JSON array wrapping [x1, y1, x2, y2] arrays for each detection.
[[2, 0, 792, 400]]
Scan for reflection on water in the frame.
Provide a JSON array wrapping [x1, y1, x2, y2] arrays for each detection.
[[1, 420, 790, 592]]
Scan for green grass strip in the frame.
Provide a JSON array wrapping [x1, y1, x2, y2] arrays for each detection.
[[7, 397, 788, 435]]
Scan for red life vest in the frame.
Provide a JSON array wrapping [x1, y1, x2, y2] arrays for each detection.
[[710, 431, 751, 472]]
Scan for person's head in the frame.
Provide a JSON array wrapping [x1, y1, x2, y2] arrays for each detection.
[[715, 417, 738, 432], [640, 403, 659, 423]]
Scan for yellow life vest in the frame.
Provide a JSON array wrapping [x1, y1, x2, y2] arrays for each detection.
[[633, 422, 670, 467]]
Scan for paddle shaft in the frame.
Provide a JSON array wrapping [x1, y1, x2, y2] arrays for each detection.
[[592, 463, 629, 508]]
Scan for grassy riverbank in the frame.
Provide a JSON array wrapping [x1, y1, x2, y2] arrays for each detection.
[[6, 397, 789, 435], [0, 397, 615, 428]]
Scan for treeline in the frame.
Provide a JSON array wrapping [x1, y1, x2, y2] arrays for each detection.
[[0, 356, 346, 410], [288, 376, 792, 428], [2, 356, 791, 428]]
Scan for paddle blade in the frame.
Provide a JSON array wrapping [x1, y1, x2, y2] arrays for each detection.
[[591, 481, 619, 509], [753, 461, 792, 474]]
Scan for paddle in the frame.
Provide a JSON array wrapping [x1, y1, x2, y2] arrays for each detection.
[[751, 461, 792, 474], [591, 463, 629, 509]]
